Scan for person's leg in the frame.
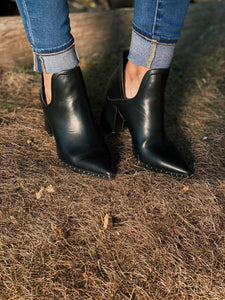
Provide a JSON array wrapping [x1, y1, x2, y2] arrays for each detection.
[[125, 0, 190, 98], [16, 0, 114, 179], [16, 0, 79, 73]]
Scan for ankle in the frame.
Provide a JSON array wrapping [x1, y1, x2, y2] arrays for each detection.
[[124, 60, 149, 99], [43, 73, 53, 105]]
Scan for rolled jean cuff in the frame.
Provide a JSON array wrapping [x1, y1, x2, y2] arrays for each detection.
[[128, 30, 176, 69], [33, 44, 79, 73]]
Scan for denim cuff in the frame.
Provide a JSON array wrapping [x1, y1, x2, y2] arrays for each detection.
[[128, 30, 176, 69], [33, 44, 79, 73]]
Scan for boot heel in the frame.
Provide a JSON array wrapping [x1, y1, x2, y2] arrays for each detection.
[[44, 116, 53, 136], [101, 100, 125, 134]]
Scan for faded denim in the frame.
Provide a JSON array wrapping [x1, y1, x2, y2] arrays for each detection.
[[129, 0, 190, 68], [16, 0, 190, 72], [16, 0, 79, 72]]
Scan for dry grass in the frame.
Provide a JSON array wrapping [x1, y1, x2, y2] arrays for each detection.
[[1, 3, 225, 299]]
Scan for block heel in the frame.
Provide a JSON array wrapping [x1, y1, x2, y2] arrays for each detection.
[[44, 116, 53, 137], [101, 99, 125, 135]]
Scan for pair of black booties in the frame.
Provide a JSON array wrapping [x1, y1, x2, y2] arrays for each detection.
[[40, 53, 192, 180]]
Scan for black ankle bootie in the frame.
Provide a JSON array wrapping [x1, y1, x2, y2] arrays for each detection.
[[101, 53, 192, 177], [40, 67, 114, 180]]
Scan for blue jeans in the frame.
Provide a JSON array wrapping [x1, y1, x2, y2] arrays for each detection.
[[16, 0, 78, 72], [16, 0, 189, 72], [129, 0, 190, 68]]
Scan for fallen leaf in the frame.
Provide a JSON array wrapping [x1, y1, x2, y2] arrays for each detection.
[[51, 224, 67, 240], [27, 138, 34, 145], [36, 187, 45, 199], [46, 184, 55, 193], [180, 186, 190, 193], [9, 216, 18, 225], [103, 214, 113, 229]]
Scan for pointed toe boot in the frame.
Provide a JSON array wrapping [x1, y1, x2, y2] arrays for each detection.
[[40, 67, 115, 180], [101, 53, 192, 177]]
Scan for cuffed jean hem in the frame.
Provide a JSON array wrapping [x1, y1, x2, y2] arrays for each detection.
[[128, 30, 176, 69], [33, 44, 79, 73]]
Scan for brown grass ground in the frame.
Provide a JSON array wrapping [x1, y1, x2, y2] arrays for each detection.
[[0, 2, 225, 299]]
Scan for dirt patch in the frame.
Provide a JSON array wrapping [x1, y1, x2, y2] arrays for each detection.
[[0, 2, 225, 299]]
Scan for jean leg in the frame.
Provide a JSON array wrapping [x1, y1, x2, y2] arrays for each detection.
[[16, 0, 79, 72], [128, 0, 190, 68]]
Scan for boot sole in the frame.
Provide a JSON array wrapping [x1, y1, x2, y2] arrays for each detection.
[[132, 144, 192, 178], [59, 156, 115, 181], [103, 126, 191, 178]]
